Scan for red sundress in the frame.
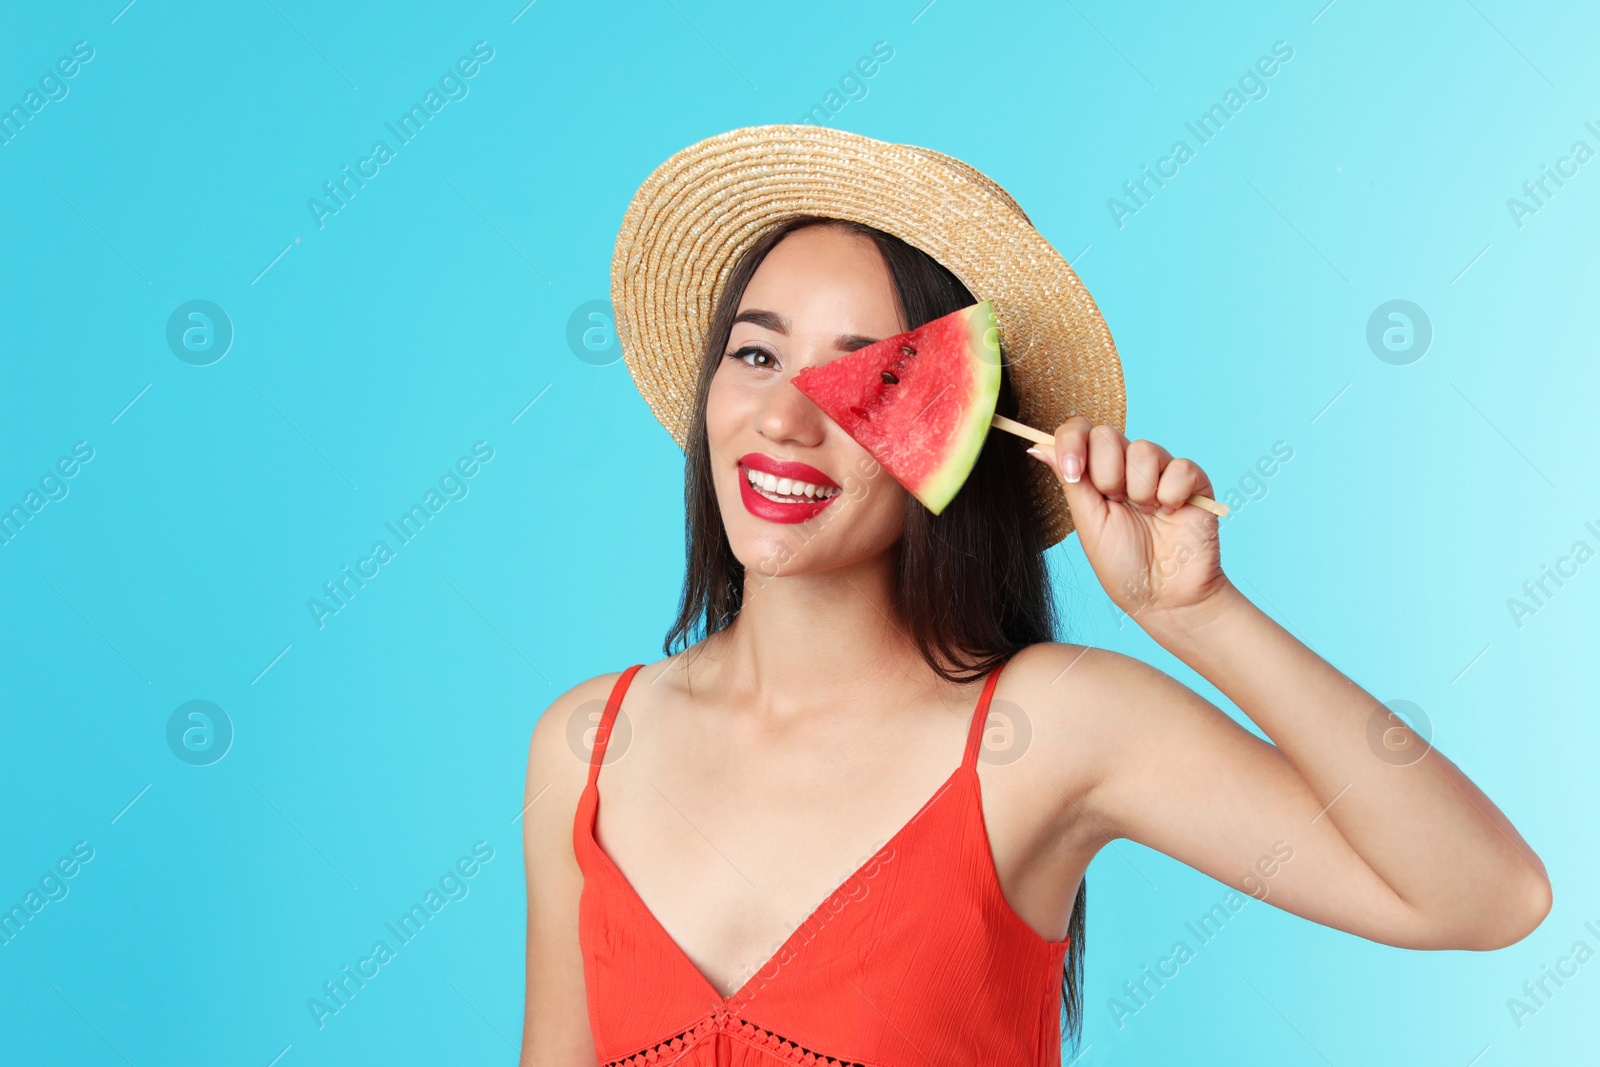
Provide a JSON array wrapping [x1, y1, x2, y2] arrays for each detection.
[[572, 658, 1071, 1065]]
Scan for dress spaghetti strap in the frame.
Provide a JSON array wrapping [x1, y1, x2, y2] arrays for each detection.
[[962, 657, 1010, 770], [587, 663, 644, 788]]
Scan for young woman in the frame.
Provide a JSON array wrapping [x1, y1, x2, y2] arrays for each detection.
[[520, 127, 1550, 1066]]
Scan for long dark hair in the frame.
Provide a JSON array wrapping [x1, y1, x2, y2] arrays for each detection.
[[662, 215, 1087, 1050]]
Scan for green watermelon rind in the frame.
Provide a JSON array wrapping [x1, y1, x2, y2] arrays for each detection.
[[916, 301, 1002, 513]]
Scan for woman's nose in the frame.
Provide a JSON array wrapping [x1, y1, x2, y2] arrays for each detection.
[[759, 374, 826, 447]]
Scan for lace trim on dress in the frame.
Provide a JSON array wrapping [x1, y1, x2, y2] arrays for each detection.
[[603, 1010, 877, 1066]]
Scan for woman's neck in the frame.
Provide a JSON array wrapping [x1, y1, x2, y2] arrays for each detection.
[[698, 553, 938, 718]]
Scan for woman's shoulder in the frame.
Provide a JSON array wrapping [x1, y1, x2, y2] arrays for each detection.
[[520, 658, 673, 864], [1000, 639, 1131, 691], [525, 656, 673, 774], [995, 640, 1201, 767], [993, 641, 1163, 736]]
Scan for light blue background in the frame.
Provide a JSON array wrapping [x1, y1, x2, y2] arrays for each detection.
[[2, 0, 1596, 1063]]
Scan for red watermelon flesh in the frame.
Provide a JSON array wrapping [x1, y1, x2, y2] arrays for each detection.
[[791, 301, 1001, 514]]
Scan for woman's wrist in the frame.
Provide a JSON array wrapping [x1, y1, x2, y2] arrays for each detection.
[[1138, 578, 1250, 653]]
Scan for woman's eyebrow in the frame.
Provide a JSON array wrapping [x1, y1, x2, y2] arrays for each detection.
[[734, 309, 879, 351], [732, 309, 789, 333], [835, 333, 880, 351]]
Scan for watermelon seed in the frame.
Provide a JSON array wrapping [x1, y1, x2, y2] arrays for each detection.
[[900, 345, 916, 357], [880, 370, 899, 384]]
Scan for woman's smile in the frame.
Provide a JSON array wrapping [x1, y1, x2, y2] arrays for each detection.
[[737, 452, 842, 523]]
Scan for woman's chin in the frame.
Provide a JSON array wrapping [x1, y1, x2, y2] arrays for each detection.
[[729, 532, 813, 580], [729, 529, 901, 583]]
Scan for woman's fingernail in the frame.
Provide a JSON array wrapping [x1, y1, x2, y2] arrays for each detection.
[[1026, 446, 1047, 463], [1062, 452, 1082, 484]]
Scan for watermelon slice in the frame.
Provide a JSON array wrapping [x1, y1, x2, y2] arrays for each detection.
[[792, 301, 1001, 514]]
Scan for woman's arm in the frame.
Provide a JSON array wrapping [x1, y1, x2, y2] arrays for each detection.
[[1027, 419, 1551, 950], [1151, 584, 1548, 946], [520, 676, 613, 1065]]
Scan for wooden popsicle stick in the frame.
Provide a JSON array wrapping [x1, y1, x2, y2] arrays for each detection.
[[991, 413, 1230, 518]]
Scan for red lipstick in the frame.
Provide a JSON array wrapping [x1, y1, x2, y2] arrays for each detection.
[[737, 453, 842, 524]]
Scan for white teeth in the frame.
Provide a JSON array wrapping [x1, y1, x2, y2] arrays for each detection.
[[743, 465, 839, 502]]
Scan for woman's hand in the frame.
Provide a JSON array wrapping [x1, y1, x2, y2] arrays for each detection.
[[1028, 416, 1231, 629]]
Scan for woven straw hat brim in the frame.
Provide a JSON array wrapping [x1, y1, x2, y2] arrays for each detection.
[[609, 123, 1126, 548]]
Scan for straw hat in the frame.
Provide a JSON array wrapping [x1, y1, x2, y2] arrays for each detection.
[[609, 123, 1126, 547]]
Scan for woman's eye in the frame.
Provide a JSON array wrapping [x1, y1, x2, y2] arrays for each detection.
[[728, 345, 776, 369]]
